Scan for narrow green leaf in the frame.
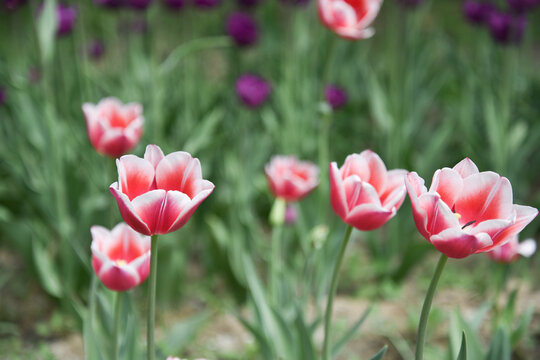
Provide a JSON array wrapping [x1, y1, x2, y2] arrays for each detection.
[[456, 332, 467, 360], [331, 306, 372, 358], [510, 306, 533, 347], [36, 0, 57, 65], [183, 109, 224, 155], [158, 311, 210, 355], [486, 328, 511, 360], [369, 345, 388, 360], [32, 240, 62, 298]]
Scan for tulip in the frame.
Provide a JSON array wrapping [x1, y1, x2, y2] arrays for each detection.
[[56, 4, 77, 36], [330, 150, 407, 231], [318, 0, 383, 40], [235, 74, 272, 108], [110, 144, 215, 236], [82, 97, 144, 158], [194, 0, 221, 8], [226, 12, 259, 47], [487, 236, 536, 263], [406, 158, 538, 259], [324, 85, 348, 110], [162, 0, 185, 10], [91, 223, 151, 291], [462, 0, 495, 25], [265, 155, 319, 202], [488, 11, 527, 45]]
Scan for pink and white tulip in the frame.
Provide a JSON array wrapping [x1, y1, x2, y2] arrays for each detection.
[[406, 158, 538, 259], [82, 97, 144, 158], [91, 223, 151, 292], [265, 155, 319, 202], [330, 150, 407, 231], [318, 0, 383, 40], [487, 236, 536, 263], [110, 145, 215, 236]]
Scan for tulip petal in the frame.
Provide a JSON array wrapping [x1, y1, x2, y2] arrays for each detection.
[[485, 205, 538, 251], [117, 155, 155, 200], [455, 172, 513, 223], [430, 228, 492, 259], [429, 168, 463, 209], [156, 152, 201, 198], [380, 169, 407, 210], [343, 176, 382, 210], [131, 190, 167, 235], [144, 144, 165, 169], [346, 204, 394, 231], [110, 183, 151, 235], [453, 158, 479, 178], [518, 239, 537, 258], [166, 185, 214, 233], [96, 262, 141, 292], [330, 162, 349, 221]]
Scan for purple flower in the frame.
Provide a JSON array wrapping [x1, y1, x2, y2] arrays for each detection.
[[285, 204, 299, 225], [88, 39, 105, 60], [488, 11, 527, 44], [162, 0, 185, 10], [3, 0, 27, 11], [0, 87, 5, 106], [236, 74, 272, 108], [227, 13, 259, 47], [57, 4, 77, 36], [325, 85, 348, 110], [128, 0, 152, 10], [237, 0, 262, 7], [463, 0, 495, 25], [94, 0, 125, 8], [507, 0, 539, 13], [397, 0, 424, 8], [194, 0, 221, 9]]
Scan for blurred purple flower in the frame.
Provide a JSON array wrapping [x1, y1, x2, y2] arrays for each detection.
[[4, 0, 27, 11], [397, 0, 424, 8], [0, 87, 5, 106], [236, 74, 271, 108], [194, 0, 221, 9], [227, 13, 259, 47], [285, 204, 299, 225], [88, 39, 106, 60], [162, 0, 185, 10], [325, 85, 347, 110], [507, 0, 540, 13], [128, 0, 152, 10], [57, 4, 77, 36], [463, 0, 495, 25], [237, 0, 262, 7], [488, 11, 527, 44], [94, 0, 125, 8], [28, 67, 41, 84]]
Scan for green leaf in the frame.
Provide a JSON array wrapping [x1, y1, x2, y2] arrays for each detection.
[[510, 305, 533, 347], [486, 328, 510, 360], [331, 306, 371, 358], [158, 311, 210, 355], [36, 0, 57, 65], [32, 240, 62, 298], [449, 309, 484, 360], [369, 345, 388, 360], [183, 109, 224, 155], [456, 332, 467, 360], [236, 314, 274, 360], [294, 308, 315, 360]]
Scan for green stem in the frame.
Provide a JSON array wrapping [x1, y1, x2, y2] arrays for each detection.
[[113, 291, 122, 360], [147, 235, 158, 360], [322, 225, 353, 360], [269, 198, 286, 305], [415, 253, 448, 360]]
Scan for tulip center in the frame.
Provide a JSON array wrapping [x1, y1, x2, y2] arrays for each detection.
[[115, 259, 128, 267]]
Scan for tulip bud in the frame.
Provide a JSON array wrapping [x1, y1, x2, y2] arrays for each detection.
[[487, 11, 527, 45], [462, 0, 495, 25], [324, 85, 348, 110], [235, 74, 272, 108], [270, 198, 287, 226], [226, 12, 259, 47], [56, 4, 77, 36]]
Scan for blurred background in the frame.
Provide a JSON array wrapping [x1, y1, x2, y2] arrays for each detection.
[[1, 0, 539, 359]]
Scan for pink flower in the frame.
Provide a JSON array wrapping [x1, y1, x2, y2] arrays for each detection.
[[406, 158, 538, 259], [318, 0, 383, 40], [110, 145, 215, 236], [487, 236, 536, 263], [265, 155, 319, 202], [91, 223, 151, 291], [330, 150, 407, 231], [82, 97, 144, 158]]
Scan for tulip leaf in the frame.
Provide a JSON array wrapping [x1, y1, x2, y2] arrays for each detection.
[[32, 240, 62, 298], [331, 306, 371, 358], [36, 0, 57, 65], [456, 332, 467, 360], [510, 305, 533, 347], [158, 311, 210, 355], [369, 345, 388, 360], [486, 328, 511, 360]]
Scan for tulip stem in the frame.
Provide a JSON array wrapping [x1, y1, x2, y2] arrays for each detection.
[[147, 235, 158, 360], [415, 253, 448, 360], [322, 225, 353, 360], [113, 291, 122, 360], [270, 198, 286, 305]]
